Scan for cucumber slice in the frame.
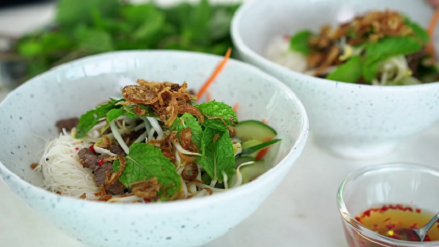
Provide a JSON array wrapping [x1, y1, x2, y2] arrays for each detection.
[[235, 120, 277, 142], [242, 140, 262, 158], [235, 156, 256, 168], [228, 159, 266, 188]]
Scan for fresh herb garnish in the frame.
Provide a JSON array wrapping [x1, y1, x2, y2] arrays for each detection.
[[200, 128, 235, 182], [113, 143, 181, 198], [327, 55, 363, 83], [7, 0, 240, 81], [172, 113, 203, 149], [196, 100, 237, 131], [76, 98, 124, 138], [289, 30, 313, 55], [363, 36, 423, 82]]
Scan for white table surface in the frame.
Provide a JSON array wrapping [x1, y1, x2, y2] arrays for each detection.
[[1, 2, 439, 247]]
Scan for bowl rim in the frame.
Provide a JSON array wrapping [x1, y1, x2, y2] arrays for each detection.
[[337, 162, 439, 245], [231, 0, 439, 90], [0, 50, 309, 212]]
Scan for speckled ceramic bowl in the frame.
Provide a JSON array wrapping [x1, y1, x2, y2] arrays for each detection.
[[232, 0, 439, 158], [0, 51, 308, 247]]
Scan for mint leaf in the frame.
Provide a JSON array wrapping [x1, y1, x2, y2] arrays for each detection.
[[327, 56, 363, 83], [76, 99, 123, 138], [75, 27, 114, 53], [404, 17, 429, 44], [363, 36, 423, 82], [201, 128, 235, 182], [196, 100, 238, 131], [113, 143, 181, 199], [107, 108, 125, 122], [123, 104, 154, 118], [172, 113, 203, 149], [240, 139, 281, 156], [289, 30, 312, 55], [56, 0, 120, 27]]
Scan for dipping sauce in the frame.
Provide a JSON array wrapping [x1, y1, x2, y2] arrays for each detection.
[[356, 204, 439, 241]]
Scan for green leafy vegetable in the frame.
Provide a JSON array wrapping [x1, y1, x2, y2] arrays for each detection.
[[76, 99, 123, 138], [172, 113, 203, 149], [240, 139, 281, 156], [289, 30, 313, 55], [8, 0, 240, 81], [201, 128, 235, 182], [113, 143, 181, 199], [363, 36, 423, 82], [327, 56, 363, 83], [196, 100, 237, 131], [107, 108, 125, 122], [404, 17, 430, 44]]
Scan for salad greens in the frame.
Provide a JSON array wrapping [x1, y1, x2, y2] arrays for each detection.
[[113, 143, 181, 198], [3, 0, 240, 81], [72, 81, 281, 201], [288, 11, 438, 85]]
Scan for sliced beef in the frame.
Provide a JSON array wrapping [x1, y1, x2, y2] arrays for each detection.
[[406, 49, 424, 77], [93, 160, 125, 195], [122, 130, 143, 145], [77, 149, 126, 195], [56, 117, 79, 133], [78, 148, 98, 170], [109, 144, 126, 156]]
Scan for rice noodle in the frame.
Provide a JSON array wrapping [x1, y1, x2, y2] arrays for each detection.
[[37, 130, 99, 197]]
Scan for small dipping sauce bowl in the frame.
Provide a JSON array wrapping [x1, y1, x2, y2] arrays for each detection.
[[337, 163, 439, 247]]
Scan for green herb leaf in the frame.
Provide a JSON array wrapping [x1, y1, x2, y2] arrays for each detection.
[[240, 139, 281, 156], [75, 27, 114, 53], [123, 104, 154, 118], [107, 108, 125, 122], [289, 30, 312, 55], [76, 99, 123, 138], [196, 100, 238, 131], [201, 128, 235, 182], [327, 56, 363, 83], [56, 0, 120, 27], [172, 113, 203, 149], [404, 17, 429, 44], [113, 143, 181, 199], [363, 36, 423, 82]]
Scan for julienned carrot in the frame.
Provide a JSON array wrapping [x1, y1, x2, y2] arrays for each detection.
[[256, 137, 273, 160], [206, 91, 211, 102], [196, 47, 232, 101], [426, 10, 439, 56], [261, 118, 269, 124], [232, 103, 239, 112]]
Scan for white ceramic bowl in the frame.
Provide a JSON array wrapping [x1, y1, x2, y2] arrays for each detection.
[[232, 0, 439, 159], [0, 51, 308, 247]]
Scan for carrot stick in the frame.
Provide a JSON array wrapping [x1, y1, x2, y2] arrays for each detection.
[[426, 10, 439, 56], [206, 91, 211, 102], [232, 103, 239, 112], [196, 48, 232, 101]]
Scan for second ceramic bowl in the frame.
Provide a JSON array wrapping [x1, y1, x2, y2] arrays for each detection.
[[232, 0, 439, 158]]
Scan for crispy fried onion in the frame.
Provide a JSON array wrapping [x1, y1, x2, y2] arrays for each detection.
[[181, 162, 199, 181], [95, 184, 108, 197], [178, 105, 204, 124], [179, 128, 198, 153], [179, 152, 195, 163], [131, 177, 162, 199], [96, 135, 112, 149], [104, 156, 126, 186], [159, 133, 176, 163], [204, 114, 228, 126], [122, 80, 194, 126], [133, 104, 146, 116]]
